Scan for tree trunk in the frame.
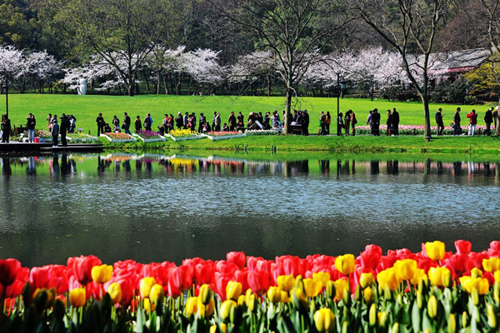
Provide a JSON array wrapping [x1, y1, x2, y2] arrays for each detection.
[[422, 96, 432, 139], [267, 75, 272, 97], [164, 74, 169, 95], [284, 88, 292, 134], [157, 72, 161, 95]]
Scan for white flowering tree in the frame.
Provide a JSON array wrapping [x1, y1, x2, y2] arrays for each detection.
[[145, 45, 185, 94], [228, 51, 275, 96], [18, 50, 60, 93], [0, 45, 25, 86], [179, 49, 225, 95]]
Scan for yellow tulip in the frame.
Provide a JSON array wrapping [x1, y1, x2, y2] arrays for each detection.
[[369, 303, 377, 326], [292, 288, 309, 309], [488, 304, 497, 328], [144, 298, 153, 312], [139, 277, 156, 298], [459, 276, 490, 295], [377, 268, 400, 291], [107, 282, 122, 304], [69, 288, 86, 307], [303, 278, 323, 298], [394, 259, 417, 281], [91, 264, 113, 284], [471, 267, 483, 278], [448, 314, 456, 333], [220, 300, 237, 321], [245, 289, 256, 311], [199, 284, 212, 305], [360, 273, 375, 288], [378, 311, 388, 328], [495, 271, 500, 284], [149, 284, 164, 304], [483, 257, 500, 273], [186, 297, 198, 316], [314, 308, 335, 332], [335, 254, 355, 275], [428, 267, 451, 288], [364, 286, 373, 304], [280, 290, 289, 303], [334, 279, 349, 300], [410, 269, 427, 286], [425, 241, 445, 261], [210, 323, 227, 333], [428, 295, 438, 318], [277, 275, 295, 292], [205, 298, 215, 317], [313, 272, 331, 288], [267, 286, 281, 303], [226, 281, 242, 301]]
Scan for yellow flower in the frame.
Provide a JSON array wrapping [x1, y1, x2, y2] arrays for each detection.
[[394, 259, 417, 281], [69, 288, 86, 307], [226, 281, 242, 301], [369, 303, 377, 326], [91, 264, 113, 284], [459, 276, 489, 295], [334, 279, 350, 300], [277, 275, 295, 292], [335, 254, 355, 275], [267, 286, 281, 303], [280, 290, 289, 303], [139, 277, 156, 298], [313, 272, 331, 288], [245, 289, 256, 311], [378, 311, 388, 328], [314, 308, 335, 332], [107, 283, 122, 304], [425, 241, 445, 261], [149, 284, 164, 304], [364, 286, 373, 304], [471, 267, 483, 278], [292, 288, 309, 309], [199, 284, 212, 305], [428, 295, 438, 318], [303, 278, 323, 298], [220, 300, 237, 321], [483, 257, 500, 273], [210, 323, 227, 333], [495, 271, 500, 284], [186, 297, 198, 316], [360, 273, 374, 288], [205, 298, 215, 317], [144, 298, 153, 312], [410, 269, 427, 286], [428, 267, 451, 288], [377, 268, 400, 291]]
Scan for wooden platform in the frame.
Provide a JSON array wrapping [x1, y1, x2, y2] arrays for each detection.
[[0, 142, 103, 153]]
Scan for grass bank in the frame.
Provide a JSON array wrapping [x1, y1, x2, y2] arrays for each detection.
[[101, 135, 500, 155], [3, 94, 495, 134]]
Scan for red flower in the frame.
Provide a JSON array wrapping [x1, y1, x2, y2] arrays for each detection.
[[194, 260, 215, 285], [247, 270, 270, 296], [275, 255, 302, 277], [5, 267, 29, 299], [215, 261, 239, 276], [167, 279, 182, 298], [115, 277, 134, 306], [169, 265, 193, 292], [247, 257, 271, 273], [234, 269, 249, 292], [445, 254, 470, 275], [227, 252, 246, 269], [0, 259, 22, 287], [213, 272, 231, 300], [359, 245, 382, 271], [67, 255, 102, 285], [455, 240, 472, 254], [491, 241, 500, 252]]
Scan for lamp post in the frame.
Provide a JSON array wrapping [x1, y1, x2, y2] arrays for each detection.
[[336, 74, 346, 136], [2, 81, 8, 117]]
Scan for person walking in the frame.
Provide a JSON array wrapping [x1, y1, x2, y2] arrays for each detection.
[[344, 111, 351, 136], [212, 111, 217, 130], [367, 111, 373, 135], [68, 115, 76, 133], [26, 113, 36, 143], [175, 112, 183, 129], [183, 112, 189, 129], [96, 113, 105, 136], [144, 113, 152, 131], [51, 117, 59, 147], [435, 108, 444, 136], [319, 111, 326, 135], [484, 107, 493, 136], [303, 110, 309, 136], [453, 107, 462, 136], [386, 110, 392, 136], [325, 111, 331, 135], [135, 116, 142, 132], [60, 114, 69, 146], [123, 112, 132, 134], [467, 109, 478, 136], [350, 110, 357, 136], [228, 111, 236, 131], [391, 108, 400, 136], [337, 112, 344, 136], [214, 113, 222, 132], [371, 109, 381, 136]]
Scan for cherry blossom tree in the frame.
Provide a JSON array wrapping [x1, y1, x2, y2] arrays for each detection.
[[0, 45, 25, 86], [228, 51, 275, 96], [179, 49, 225, 94]]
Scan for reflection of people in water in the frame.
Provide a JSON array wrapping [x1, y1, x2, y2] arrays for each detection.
[[27, 156, 36, 176], [370, 161, 379, 175], [61, 154, 71, 176], [52, 154, 59, 177], [1, 157, 12, 176]]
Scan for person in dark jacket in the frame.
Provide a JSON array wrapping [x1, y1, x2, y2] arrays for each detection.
[[96, 113, 105, 136], [199, 113, 206, 131], [26, 113, 36, 143], [228, 111, 236, 131], [371, 109, 381, 136], [135, 116, 142, 132], [175, 112, 183, 129], [51, 117, 59, 147], [484, 107, 493, 136], [144, 113, 152, 131], [303, 110, 310, 136], [344, 111, 351, 136], [391, 108, 400, 136], [386, 110, 393, 136], [1, 115, 11, 143], [60, 114, 69, 146], [435, 108, 444, 136], [337, 112, 344, 136], [123, 112, 132, 134], [453, 107, 462, 136]]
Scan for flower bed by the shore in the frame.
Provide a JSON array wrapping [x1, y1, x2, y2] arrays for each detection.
[[1, 240, 499, 332], [100, 133, 137, 143], [203, 131, 246, 141], [355, 125, 487, 135], [165, 129, 206, 142], [133, 130, 166, 142]]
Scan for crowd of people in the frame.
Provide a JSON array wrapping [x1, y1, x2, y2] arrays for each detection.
[[436, 106, 498, 136]]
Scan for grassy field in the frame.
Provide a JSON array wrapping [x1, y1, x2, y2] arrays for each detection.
[[105, 135, 500, 155], [1, 94, 495, 135]]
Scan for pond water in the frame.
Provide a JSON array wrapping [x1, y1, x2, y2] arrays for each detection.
[[0, 152, 499, 267]]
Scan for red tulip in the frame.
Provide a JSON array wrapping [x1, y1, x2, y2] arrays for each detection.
[[5, 267, 29, 299], [114, 277, 134, 306], [0, 259, 22, 287], [247, 257, 271, 273], [455, 240, 472, 254], [359, 245, 382, 271], [415, 255, 438, 273], [445, 254, 471, 275], [275, 255, 302, 277], [169, 265, 193, 291], [194, 260, 215, 285], [247, 270, 270, 296], [227, 252, 246, 269], [67, 255, 102, 285], [490, 241, 500, 253], [215, 261, 239, 276], [213, 272, 231, 300], [234, 269, 249, 291], [167, 279, 181, 298], [468, 252, 490, 270]]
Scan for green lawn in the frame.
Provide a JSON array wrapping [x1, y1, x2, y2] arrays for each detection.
[[2, 94, 494, 135]]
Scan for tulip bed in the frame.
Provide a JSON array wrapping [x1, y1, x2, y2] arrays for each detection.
[[1, 241, 500, 332], [355, 125, 487, 136]]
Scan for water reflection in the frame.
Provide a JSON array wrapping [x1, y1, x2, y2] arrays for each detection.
[[0, 153, 499, 267]]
